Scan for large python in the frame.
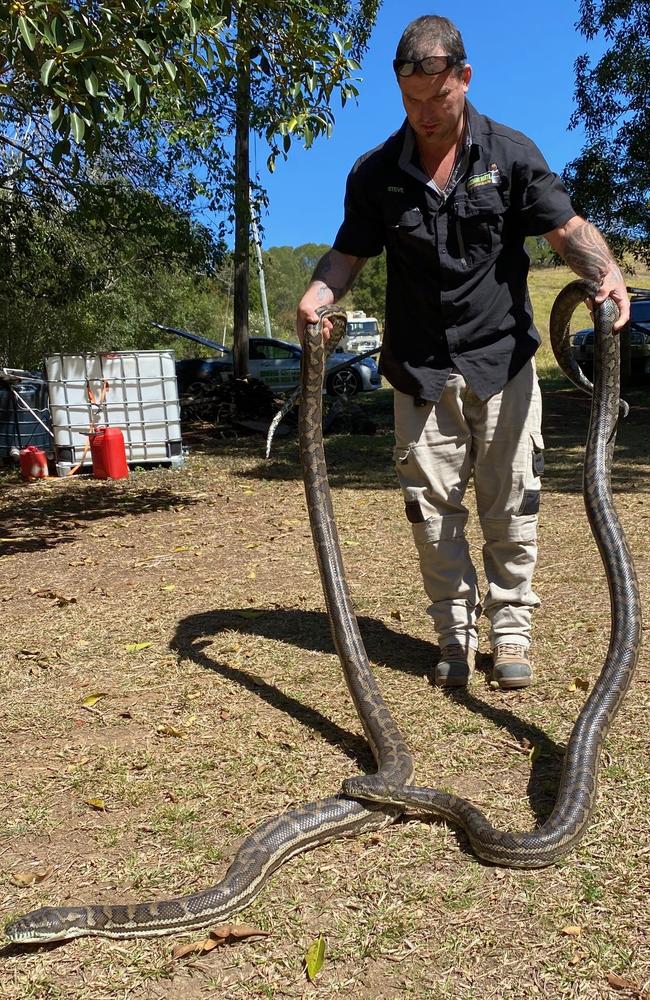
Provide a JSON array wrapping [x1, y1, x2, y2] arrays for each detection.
[[4, 280, 640, 943], [342, 279, 642, 865]]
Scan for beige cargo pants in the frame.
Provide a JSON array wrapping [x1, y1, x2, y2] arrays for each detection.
[[393, 360, 544, 652]]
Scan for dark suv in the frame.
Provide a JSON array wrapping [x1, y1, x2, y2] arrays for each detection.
[[571, 288, 650, 380]]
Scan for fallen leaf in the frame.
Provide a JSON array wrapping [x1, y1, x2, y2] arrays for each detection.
[[213, 923, 269, 940], [160, 584, 176, 592], [125, 642, 152, 653], [566, 677, 590, 693], [10, 867, 53, 887], [31, 588, 77, 606], [606, 972, 642, 992], [390, 609, 403, 621], [304, 935, 326, 981], [561, 925, 582, 937], [156, 724, 184, 738], [528, 744, 541, 764], [81, 693, 107, 709], [172, 938, 217, 960], [85, 797, 106, 811], [172, 923, 269, 961]]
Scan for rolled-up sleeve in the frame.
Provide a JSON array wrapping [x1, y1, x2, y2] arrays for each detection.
[[513, 139, 576, 236], [332, 158, 385, 258]]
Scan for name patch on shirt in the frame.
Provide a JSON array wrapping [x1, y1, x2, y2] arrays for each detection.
[[467, 164, 501, 190], [387, 185, 405, 194]]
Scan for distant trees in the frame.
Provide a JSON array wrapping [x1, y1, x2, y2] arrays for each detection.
[[564, 0, 649, 264], [0, 2, 382, 367], [0, 183, 225, 368]]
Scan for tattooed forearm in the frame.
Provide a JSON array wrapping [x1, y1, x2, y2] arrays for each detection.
[[560, 221, 622, 285], [311, 250, 367, 301]]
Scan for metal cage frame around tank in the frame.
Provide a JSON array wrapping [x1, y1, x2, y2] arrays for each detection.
[[46, 350, 184, 477]]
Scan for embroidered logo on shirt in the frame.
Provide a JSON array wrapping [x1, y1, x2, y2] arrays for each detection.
[[387, 185, 405, 193], [467, 163, 501, 190]]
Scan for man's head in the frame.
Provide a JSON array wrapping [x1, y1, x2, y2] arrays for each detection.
[[394, 15, 471, 152], [394, 15, 467, 77]]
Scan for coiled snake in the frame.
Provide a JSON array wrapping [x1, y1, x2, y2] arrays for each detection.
[[5, 280, 640, 943]]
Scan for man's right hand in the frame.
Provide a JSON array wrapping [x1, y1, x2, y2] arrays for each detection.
[[296, 288, 334, 345]]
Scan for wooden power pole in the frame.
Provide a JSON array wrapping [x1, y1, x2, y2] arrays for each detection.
[[232, 14, 250, 380]]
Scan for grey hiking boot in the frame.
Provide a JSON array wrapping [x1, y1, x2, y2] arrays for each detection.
[[433, 643, 476, 688], [492, 644, 533, 689]]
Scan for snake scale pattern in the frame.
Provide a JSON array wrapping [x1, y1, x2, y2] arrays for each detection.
[[5, 279, 640, 943]]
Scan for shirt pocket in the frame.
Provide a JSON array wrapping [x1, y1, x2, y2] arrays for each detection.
[[452, 188, 509, 266], [385, 206, 428, 247]]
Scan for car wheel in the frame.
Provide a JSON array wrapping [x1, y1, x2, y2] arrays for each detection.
[[326, 367, 362, 397]]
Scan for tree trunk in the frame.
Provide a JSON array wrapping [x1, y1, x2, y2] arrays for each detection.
[[232, 19, 250, 380]]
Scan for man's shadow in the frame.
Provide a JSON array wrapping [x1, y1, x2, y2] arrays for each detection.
[[172, 608, 565, 845]]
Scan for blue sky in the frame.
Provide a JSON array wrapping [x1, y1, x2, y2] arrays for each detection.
[[253, 0, 602, 249]]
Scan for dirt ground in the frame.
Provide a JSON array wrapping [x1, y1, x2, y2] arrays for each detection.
[[0, 385, 648, 1000]]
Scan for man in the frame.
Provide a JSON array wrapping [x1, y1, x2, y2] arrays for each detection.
[[296, 15, 628, 690]]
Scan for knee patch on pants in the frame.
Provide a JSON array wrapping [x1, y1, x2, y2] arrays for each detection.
[[480, 513, 538, 544], [410, 512, 469, 545]]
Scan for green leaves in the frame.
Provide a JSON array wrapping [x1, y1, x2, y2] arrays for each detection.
[[70, 113, 85, 144], [17, 16, 36, 51], [163, 60, 178, 83], [0, 0, 379, 230], [84, 71, 99, 98], [304, 935, 326, 981], [566, 0, 649, 264], [41, 59, 56, 86], [134, 38, 152, 58]]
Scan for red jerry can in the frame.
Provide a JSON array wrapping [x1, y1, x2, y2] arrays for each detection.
[[90, 427, 129, 480], [19, 445, 48, 480]]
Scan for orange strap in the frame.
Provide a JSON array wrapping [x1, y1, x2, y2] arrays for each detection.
[[67, 379, 110, 476]]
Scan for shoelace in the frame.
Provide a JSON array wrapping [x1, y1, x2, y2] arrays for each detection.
[[494, 643, 527, 657]]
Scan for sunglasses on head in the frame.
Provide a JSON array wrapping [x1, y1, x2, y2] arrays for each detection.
[[393, 54, 464, 78]]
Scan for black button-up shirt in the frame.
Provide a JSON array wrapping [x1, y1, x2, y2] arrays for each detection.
[[332, 100, 576, 401]]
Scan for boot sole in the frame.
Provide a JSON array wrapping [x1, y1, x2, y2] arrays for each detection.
[[495, 674, 533, 690]]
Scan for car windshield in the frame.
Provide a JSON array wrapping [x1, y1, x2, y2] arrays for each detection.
[[347, 320, 378, 334]]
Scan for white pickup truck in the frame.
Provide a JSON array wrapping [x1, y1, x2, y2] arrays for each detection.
[[342, 311, 382, 354]]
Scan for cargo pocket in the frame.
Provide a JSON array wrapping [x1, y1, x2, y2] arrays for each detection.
[[394, 445, 425, 522], [517, 432, 544, 516]]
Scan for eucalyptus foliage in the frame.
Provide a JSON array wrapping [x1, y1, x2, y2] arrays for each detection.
[[0, 1, 380, 213], [564, 0, 650, 263]]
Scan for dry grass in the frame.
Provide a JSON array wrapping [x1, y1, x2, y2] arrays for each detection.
[[0, 296, 649, 999]]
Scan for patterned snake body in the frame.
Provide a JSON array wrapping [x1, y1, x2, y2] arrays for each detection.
[[4, 280, 640, 942], [339, 279, 642, 865]]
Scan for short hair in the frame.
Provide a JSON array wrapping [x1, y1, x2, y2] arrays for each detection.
[[395, 15, 467, 71]]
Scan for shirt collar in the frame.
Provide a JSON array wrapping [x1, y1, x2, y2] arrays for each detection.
[[398, 104, 473, 196]]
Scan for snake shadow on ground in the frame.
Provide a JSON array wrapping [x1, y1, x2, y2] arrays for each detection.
[[173, 608, 565, 835]]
